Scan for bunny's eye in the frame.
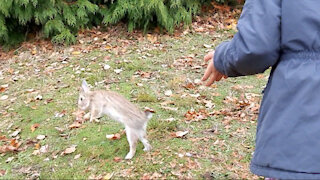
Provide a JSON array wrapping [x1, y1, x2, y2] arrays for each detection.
[[80, 97, 83, 101]]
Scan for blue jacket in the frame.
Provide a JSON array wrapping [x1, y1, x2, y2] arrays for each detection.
[[214, 0, 320, 179]]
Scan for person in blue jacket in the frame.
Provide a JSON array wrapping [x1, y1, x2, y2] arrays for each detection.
[[202, 0, 320, 179]]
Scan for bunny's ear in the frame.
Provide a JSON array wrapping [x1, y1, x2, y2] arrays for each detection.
[[81, 80, 90, 93]]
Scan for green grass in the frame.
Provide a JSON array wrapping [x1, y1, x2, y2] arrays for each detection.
[[0, 32, 268, 179]]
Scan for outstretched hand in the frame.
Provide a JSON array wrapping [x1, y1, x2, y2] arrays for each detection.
[[201, 51, 227, 86]]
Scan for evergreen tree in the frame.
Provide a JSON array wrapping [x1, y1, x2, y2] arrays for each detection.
[[0, 0, 235, 47]]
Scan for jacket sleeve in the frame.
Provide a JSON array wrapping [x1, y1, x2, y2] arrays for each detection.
[[214, 0, 281, 77]]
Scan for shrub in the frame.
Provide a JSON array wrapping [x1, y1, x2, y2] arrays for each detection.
[[0, 0, 240, 48]]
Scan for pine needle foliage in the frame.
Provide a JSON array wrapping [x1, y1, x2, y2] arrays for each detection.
[[0, 0, 98, 47], [0, 0, 235, 47], [101, 0, 208, 33]]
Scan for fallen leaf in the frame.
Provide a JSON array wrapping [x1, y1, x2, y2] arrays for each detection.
[[0, 95, 8, 100], [69, 122, 82, 129], [183, 83, 195, 89], [184, 109, 209, 122], [113, 157, 122, 162], [147, 34, 157, 43], [25, 89, 35, 93], [161, 106, 178, 111], [106, 133, 121, 140], [36, 135, 46, 140], [203, 44, 212, 48], [74, 154, 81, 160], [0, 135, 7, 141], [140, 71, 152, 78], [0, 169, 6, 176], [31, 123, 40, 132], [62, 145, 77, 155], [164, 90, 173, 96], [104, 64, 111, 70], [39, 144, 49, 153], [114, 69, 122, 74], [144, 107, 155, 113], [104, 56, 111, 61], [0, 87, 6, 92], [150, 172, 162, 179], [0, 144, 19, 153], [72, 110, 85, 122], [9, 129, 21, 137], [0, 84, 9, 88], [103, 172, 114, 180], [141, 173, 151, 180], [164, 118, 175, 122], [54, 127, 65, 133], [5, 157, 14, 163], [34, 143, 40, 150], [72, 51, 81, 55], [105, 45, 112, 50], [10, 139, 21, 148], [171, 131, 189, 138], [55, 110, 67, 118]]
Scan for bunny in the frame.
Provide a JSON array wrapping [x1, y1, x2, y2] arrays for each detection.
[[78, 80, 153, 159]]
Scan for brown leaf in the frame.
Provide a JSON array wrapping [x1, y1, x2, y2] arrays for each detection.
[[171, 131, 189, 138], [144, 107, 155, 113], [0, 169, 6, 176], [0, 145, 18, 153], [141, 173, 151, 180], [72, 110, 85, 120], [0, 87, 6, 92], [140, 71, 152, 78], [183, 83, 195, 89], [69, 122, 82, 129], [147, 34, 157, 43], [34, 143, 40, 150], [0, 135, 7, 141], [106, 133, 121, 140], [62, 145, 77, 155], [113, 157, 122, 162], [31, 123, 40, 132], [184, 109, 208, 122], [10, 139, 21, 148], [7, 68, 14, 75], [54, 110, 67, 118]]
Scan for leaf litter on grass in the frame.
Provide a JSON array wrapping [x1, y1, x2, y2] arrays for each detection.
[[0, 6, 263, 179]]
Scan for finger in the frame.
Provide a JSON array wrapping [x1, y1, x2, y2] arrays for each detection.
[[204, 52, 214, 62], [206, 73, 217, 86], [201, 65, 212, 81]]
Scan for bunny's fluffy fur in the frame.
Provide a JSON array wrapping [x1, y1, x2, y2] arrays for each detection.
[[78, 80, 152, 159]]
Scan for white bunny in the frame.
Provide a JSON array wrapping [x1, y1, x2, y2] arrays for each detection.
[[78, 80, 152, 159]]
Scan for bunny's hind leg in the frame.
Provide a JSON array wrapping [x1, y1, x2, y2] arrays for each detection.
[[139, 124, 152, 152], [125, 127, 138, 159]]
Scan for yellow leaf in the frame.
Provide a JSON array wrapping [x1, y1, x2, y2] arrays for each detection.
[[103, 172, 114, 180], [31, 123, 40, 132], [105, 45, 112, 50], [72, 51, 81, 55]]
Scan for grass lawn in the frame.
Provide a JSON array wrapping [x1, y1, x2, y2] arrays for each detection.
[[0, 29, 268, 179]]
